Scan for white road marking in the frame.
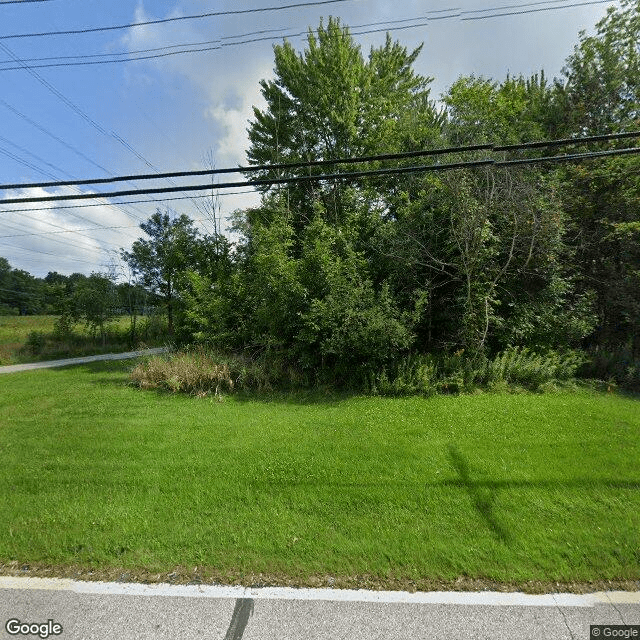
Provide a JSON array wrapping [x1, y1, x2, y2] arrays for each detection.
[[1, 577, 637, 607]]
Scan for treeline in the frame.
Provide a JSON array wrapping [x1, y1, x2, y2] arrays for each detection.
[[0, 258, 155, 318], [144, 5, 637, 391], [14, 3, 640, 390]]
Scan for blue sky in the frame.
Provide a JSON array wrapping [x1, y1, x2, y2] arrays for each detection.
[[0, 0, 616, 277]]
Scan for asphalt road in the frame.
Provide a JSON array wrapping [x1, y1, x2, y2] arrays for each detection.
[[0, 347, 169, 374], [1, 578, 638, 640]]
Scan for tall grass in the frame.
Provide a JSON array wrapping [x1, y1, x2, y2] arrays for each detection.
[[130, 347, 308, 395], [131, 346, 586, 398], [369, 347, 586, 396], [0, 314, 168, 365]]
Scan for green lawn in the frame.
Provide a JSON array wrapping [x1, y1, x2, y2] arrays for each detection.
[[1, 360, 638, 589]]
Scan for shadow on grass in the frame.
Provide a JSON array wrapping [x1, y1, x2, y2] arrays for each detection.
[[447, 444, 513, 543]]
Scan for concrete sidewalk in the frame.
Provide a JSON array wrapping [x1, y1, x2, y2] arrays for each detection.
[[0, 347, 169, 374]]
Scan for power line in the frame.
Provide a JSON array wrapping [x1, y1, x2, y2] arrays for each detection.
[[3, 145, 640, 206], [0, 1, 617, 71], [0, 98, 156, 228], [0, 0, 52, 4], [0, 11, 459, 70], [462, 0, 616, 19], [0, 217, 224, 239], [2, 131, 638, 192], [0, 190, 257, 215], [0, 240, 105, 265], [0, 218, 112, 255], [0, 0, 360, 40]]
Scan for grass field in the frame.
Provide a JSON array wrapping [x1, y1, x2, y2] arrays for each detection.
[[1, 359, 639, 590], [0, 315, 160, 365]]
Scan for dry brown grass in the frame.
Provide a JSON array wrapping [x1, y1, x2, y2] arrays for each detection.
[[130, 349, 234, 397]]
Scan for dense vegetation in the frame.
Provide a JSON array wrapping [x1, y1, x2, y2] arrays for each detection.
[[4, 3, 639, 390]]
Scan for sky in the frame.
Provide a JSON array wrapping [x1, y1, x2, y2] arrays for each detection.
[[0, 0, 618, 278]]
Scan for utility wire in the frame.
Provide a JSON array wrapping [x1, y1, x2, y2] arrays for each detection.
[[3, 145, 640, 206], [0, 16, 448, 66], [0, 218, 112, 255], [2, 131, 638, 192], [0, 240, 105, 264], [0, 97, 150, 227], [0, 0, 360, 40], [0, 190, 256, 215], [462, 0, 615, 19], [0, 0, 52, 4], [0, 42, 179, 196], [0, 217, 222, 239], [0, 1, 617, 71]]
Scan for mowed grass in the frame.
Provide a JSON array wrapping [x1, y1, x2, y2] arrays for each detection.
[[0, 360, 639, 587]]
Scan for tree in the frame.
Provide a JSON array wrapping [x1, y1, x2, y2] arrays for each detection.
[[245, 17, 440, 239], [552, 0, 640, 136], [121, 209, 200, 334], [550, 0, 640, 355], [71, 273, 117, 345]]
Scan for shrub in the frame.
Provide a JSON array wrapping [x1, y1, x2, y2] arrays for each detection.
[[131, 350, 234, 397], [579, 346, 640, 391], [23, 331, 46, 355], [370, 347, 585, 396], [52, 314, 75, 340]]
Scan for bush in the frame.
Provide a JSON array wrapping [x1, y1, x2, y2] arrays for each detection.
[[369, 347, 586, 396], [481, 347, 585, 390], [130, 349, 233, 397], [579, 346, 640, 391], [23, 331, 46, 355], [131, 347, 311, 396], [52, 314, 75, 340]]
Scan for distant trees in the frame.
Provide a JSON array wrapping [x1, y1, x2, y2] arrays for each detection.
[[121, 210, 201, 334]]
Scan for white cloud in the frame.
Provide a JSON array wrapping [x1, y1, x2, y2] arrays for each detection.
[[0, 186, 148, 277]]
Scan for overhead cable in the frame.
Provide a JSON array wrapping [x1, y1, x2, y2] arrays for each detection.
[[3, 146, 640, 206], [1, 130, 638, 192], [0, 1, 616, 71], [0, 0, 360, 40]]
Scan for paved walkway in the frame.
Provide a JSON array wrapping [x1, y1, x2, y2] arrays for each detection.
[[0, 347, 169, 374]]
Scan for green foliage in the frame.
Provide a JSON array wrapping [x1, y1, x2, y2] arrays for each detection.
[[156, 12, 640, 388], [445, 72, 551, 145], [121, 209, 202, 333], [70, 273, 118, 345], [369, 348, 586, 396], [23, 330, 46, 355], [295, 215, 412, 382], [579, 345, 640, 391], [554, 0, 640, 135]]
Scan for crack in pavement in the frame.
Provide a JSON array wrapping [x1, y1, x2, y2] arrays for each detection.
[[224, 598, 254, 640], [553, 593, 577, 640]]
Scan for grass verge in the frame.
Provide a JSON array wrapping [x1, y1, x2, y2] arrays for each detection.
[[1, 360, 639, 589]]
